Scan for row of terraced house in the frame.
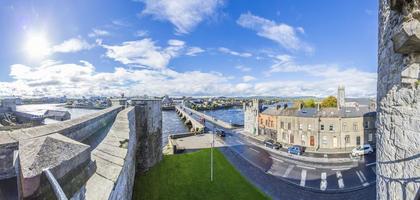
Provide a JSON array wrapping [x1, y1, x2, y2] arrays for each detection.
[[243, 86, 377, 152]]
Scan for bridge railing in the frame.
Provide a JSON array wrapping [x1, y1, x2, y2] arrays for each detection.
[[43, 168, 68, 200]]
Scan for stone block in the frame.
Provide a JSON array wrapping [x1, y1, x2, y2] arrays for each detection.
[[393, 19, 420, 54], [19, 133, 90, 198]]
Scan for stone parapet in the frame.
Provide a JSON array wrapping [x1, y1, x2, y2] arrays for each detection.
[[0, 106, 123, 180]]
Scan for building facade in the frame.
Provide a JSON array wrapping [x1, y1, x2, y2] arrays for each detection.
[[243, 99, 261, 135], [259, 106, 376, 151], [244, 86, 377, 152]]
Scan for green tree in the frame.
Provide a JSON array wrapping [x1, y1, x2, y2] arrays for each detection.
[[303, 99, 316, 108], [321, 96, 337, 108]]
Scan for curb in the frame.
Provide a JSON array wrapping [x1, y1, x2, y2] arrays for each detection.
[[222, 146, 375, 194]]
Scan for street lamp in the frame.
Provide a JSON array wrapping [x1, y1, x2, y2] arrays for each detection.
[[211, 126, 215, 182]]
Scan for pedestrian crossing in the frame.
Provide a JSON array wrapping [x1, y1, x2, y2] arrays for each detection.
[[267, 158, 375, 191]]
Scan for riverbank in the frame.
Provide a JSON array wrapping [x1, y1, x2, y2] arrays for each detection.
[[133, 148, 269, 200]]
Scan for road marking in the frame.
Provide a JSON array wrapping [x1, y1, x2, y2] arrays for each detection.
[[270, 156, 284, 163], [366, 162, 376, 166], [320, 172, 327, 191], [249, 147, 259, 153], [237, 140, 244, 145], [362, 182, 370, 186], [332, 168, 350, 171], [371, 166, 376, 174], [283, 165, 294, 178], [356, 170, 367, 183], [300, 169, 307, 186], [296, 165, 316, 170], [336, 171, 345, 189], [359, 170, 367, 182]]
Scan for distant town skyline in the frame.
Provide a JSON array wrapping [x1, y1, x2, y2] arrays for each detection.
[[0, 0, 377, 97]]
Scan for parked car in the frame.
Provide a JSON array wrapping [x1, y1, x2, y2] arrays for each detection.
[[351, 144, 374, 156], [288, 145, 304, 155], [215, 129, 226, 137], [264, 139, 282, 149]]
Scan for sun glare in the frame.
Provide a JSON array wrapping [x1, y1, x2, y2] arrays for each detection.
[[24, 32, 51, 59]]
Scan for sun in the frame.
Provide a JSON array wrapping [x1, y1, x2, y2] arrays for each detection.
[[24, 32, 51, 59]]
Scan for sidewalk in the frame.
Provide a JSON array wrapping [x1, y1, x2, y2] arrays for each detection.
[[232, 128, 359, 164]]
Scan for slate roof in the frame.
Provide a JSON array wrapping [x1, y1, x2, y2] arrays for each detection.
[[261, 106, 375, 118]]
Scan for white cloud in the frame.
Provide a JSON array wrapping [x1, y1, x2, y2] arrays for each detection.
[[237, 13, 313, 52], [242, 75, 256, 82], [102, 38, 207, 69], [235, 65, 251, 72], [218, 47, 252, 57], [52, 37, 93, 53], [186, 47, 205, 56], [135, 30, 148, 37], [0, 58, 377, 97], [88, 29, 110, 38], [139, 0, 224, 34], [102, 38, 179, 69]]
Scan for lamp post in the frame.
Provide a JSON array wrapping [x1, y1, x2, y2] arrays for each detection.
[[211, 126, 214, 182]]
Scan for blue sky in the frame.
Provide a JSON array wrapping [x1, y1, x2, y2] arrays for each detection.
[[0, 0, 378, 97]]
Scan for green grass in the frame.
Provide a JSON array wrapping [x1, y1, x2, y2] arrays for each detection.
[[134, 148, 270, 200]]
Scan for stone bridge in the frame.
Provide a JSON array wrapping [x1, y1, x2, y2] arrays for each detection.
[[0, 99, 162, 200], [180, 106, 238, 129], [174, 105, 205, 133]]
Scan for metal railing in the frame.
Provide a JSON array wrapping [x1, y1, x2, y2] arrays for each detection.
[[43, 168, 68, 200]]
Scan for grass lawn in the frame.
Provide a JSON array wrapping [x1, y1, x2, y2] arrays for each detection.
[[134, 148, 270, 200]]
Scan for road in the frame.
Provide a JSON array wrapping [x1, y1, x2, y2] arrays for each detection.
[[184, 109, 376, 199]]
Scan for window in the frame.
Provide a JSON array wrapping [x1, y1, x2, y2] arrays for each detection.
[[321, 124, 324, 131], [265, 120, 268, 126], [301, 135, 306, 146], [260, 119, 263, 124], [282, 132, 287, 140], [342, 122, 347, 131], [356, 136, 361, 145], [345, 135, 350, 144], [288, 122, 291, 130], [329, 125, 334, 131], [322, 136, 327, 145], [308, 124, 312, 130], [270, 121, 273, 127], [299, 123, 303, 130], [364, 121, 369, 129], [353, 123, 358, 131], [290, 134, 294, 143], [368, 133, 373, 142], [280, 121, 284, 129]]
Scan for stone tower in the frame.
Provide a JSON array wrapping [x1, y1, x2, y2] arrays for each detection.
[[337, 85, 345, 109], [378, 0, 420, 199], [243, 99, 261, 135]]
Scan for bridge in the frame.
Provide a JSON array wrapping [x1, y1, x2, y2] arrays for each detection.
[[0, 99, 163, 200], [174, 105, 205, 133], [177, 105, 238, 130]]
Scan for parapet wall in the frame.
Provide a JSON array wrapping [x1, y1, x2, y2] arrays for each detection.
[[72, 106, 137, 200], [182, 106, 235, 129], [0, 106, 123, 180]]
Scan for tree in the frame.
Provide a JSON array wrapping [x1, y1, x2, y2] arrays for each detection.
[[321, 96, 337, 108], [303, 99, 316, 108]]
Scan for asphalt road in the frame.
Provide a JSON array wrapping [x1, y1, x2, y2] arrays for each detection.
[[185, 110, 376, 199]]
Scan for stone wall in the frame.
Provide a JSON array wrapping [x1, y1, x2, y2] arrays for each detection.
[[131, 99, 163, 173], [243, 99, 261, 135], [377, 0, 420, 199], [0, 106, 122, 180], [72, 106, 138, 200]]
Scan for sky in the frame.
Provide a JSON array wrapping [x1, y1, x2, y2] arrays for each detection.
[[0, 0, 378, 98]]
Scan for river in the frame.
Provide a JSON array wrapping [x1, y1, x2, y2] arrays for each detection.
[[16, 104, 246, 147]]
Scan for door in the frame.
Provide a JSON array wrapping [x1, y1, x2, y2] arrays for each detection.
[[310, 136, 315, 146], [290, 134, 294, 144], [333, 136, 338, 148]]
